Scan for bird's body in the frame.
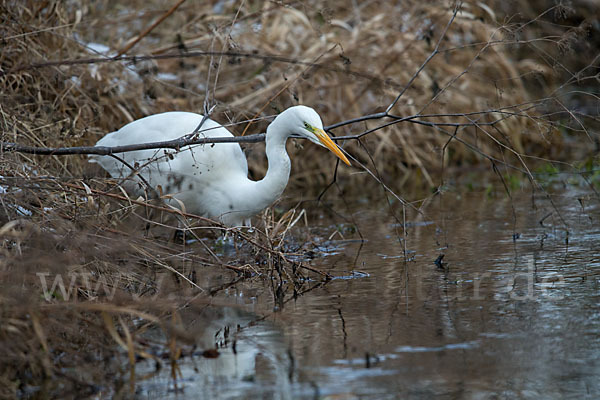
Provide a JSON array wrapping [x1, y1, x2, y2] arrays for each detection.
[[91, 106, 349, 226]]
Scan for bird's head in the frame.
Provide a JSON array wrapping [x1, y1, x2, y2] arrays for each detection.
[[276, 105, 351, 166]]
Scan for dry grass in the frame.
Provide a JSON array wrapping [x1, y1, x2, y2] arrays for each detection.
[[0, 0, 598, 397]]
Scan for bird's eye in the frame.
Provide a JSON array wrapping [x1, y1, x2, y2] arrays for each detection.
[[303, 122, 310, 129]]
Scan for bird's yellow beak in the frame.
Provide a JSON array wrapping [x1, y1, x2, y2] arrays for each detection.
[[313, 128, 351, 166]]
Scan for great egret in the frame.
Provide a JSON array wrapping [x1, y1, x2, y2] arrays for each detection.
[[91, 106, 350, 226]]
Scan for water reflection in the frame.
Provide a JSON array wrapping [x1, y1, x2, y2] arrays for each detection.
[[135, 307, 293, 399], [137, 190, 600, 399], [279, 190, 600, 399]]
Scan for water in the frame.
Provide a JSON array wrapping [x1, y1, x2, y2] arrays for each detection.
[[135, 189, 600, 399]]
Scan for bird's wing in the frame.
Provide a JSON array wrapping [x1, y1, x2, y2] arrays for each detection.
[[93, 111, 249, 179]]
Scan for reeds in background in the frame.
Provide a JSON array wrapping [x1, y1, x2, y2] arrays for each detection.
[[0, 0, 598, 396]]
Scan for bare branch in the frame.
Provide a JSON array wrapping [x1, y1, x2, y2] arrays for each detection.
[[2, 50, 402, 88], [1, 133, 265, 156], [115, 0, 187, 57], [0, 100, 546, 157]]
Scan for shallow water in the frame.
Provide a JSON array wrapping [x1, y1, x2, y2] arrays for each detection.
[[136, 189, 600, 399]]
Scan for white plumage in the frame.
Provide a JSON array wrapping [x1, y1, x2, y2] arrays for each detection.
[[91, 106, 350, 226]]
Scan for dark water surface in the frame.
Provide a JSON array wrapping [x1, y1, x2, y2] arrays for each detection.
[[137, 189, 600, 399]]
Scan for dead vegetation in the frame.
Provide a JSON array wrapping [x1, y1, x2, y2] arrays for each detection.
[[0, 0, 598, 397]]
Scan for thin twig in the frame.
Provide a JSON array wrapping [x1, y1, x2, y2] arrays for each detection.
[[115, 0, 187, 57], [386, 1, 462, 113]]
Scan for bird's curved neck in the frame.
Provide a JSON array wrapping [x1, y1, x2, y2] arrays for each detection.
[[253, 122, 291, 206]]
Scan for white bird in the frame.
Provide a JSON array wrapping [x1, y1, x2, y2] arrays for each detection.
[[91, 106, 350, 227]]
